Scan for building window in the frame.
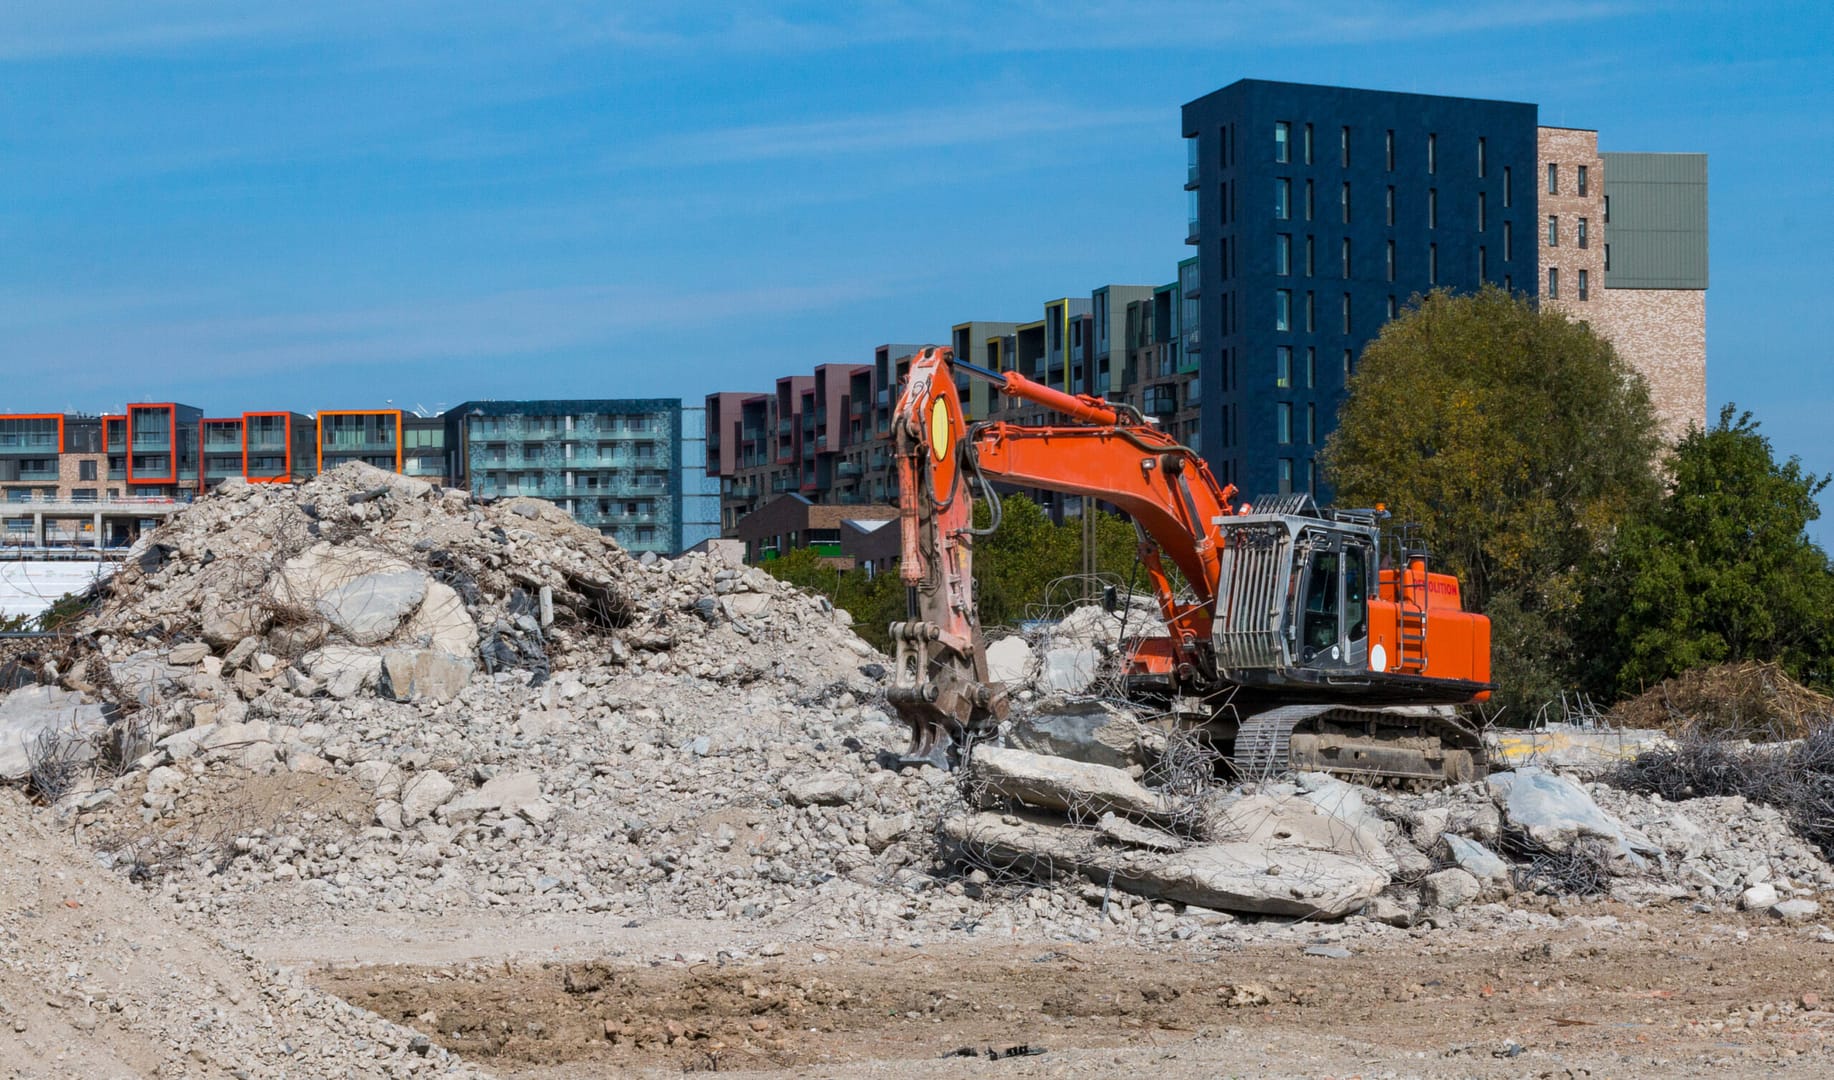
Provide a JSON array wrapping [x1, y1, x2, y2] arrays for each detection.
[[1578, 268, 1589, 300], [1306, 347, 1316, 388], [1429, 243, 1439, 284], [1341, 125, 1351, 167], [1275, 289, 1291, 331], [1477, 136, 1487, 177], [1604, 243, 1611, 271], [1303, 123, 1314, 164], [79, 460, 97, 481], [1276, 403, 1293, 445], [1386, 186, 1395, 226], [1306, 403, 1317, 444], [1577, 164, 1588, 196], [1278, 458, 1294, 495], [1504, 220, 1513, 261], [1276, 233, 1291, 275], [1304, 179, 1314, 221], [1427, 132, 1437, 174], [1341, 237, 1351, 279], [1547, 162, 1558, 194], [1384, 129, 1394, 171], [1478, 191, 1487, 231], [1342, 293, 1352, 334], [1547, 214, 1558, 246], [1478, 244, 1487, 280], [1387, 294, 1398, 320], [1577, 216, 1589, 249], [1503, 165, 1512, 208], [1304, 235, 1315, 277], [1548, 266, 1559, 298], [1341, 181, 1351, 224], [1604, 194, 1610, 222], [1504, 273, 1512, 293], [1428, 188, 1438, 229], [1305, 291, 1315, 332], [1276, 346, 1292, 387], [1275, 121, 1290, 162], [1385, 240, 1395, 281], [1275, 177, 1290, 219]]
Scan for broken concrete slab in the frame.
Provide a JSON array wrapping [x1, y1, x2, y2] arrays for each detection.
[[968, 746, 1172, 823], [398, 771, 456, 826], [167, 642, 211, 666], [1487, 723, 1674, 775], [440, 770, 543, 824], [0, 685, 111, 781], [1421, 867, 1481, 910], [1443, 833, 1511, 885], [940, 811, 1386, 919], [1039, 646, 1100, 695], [1208, 791, 1398, 875], [302, 645, 383, 700]]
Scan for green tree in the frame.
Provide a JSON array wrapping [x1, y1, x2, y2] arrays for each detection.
[[757, 493, 1143, 647], [1578, 406, 1834, 695], [1321, 286, 1663, 712]]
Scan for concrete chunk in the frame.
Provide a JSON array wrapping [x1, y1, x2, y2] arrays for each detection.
[[968, 746, 1172, 822]]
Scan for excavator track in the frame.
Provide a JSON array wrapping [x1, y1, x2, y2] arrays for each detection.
[[1227, 704, 1486, 790]]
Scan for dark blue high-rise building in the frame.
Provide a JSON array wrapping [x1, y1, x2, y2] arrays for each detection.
[[1182, 80, 1538, 500]]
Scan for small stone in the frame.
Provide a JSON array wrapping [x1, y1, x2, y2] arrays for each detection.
[[1303, 944, 1351, 959], [758, 942, 785, 957], [1741, 883, 1781, 911]]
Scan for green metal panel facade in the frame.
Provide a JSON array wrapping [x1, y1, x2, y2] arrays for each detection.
[[1602, 152, 1708, 289]]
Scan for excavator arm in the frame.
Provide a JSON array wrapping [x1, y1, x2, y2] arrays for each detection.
[[887, 345, 1238, 764]]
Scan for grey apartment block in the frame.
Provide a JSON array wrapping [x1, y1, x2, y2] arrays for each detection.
[[447, 399, 687, 556], [1601, 152, 1708, 289]]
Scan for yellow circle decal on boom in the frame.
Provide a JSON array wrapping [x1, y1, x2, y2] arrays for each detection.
[[929, 398, 951, 461]]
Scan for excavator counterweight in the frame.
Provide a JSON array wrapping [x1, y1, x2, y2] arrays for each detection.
[[887, 345, 1493, 786]]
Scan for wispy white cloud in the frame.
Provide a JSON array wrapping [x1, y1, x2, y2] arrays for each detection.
[[0, 0, 1637, 61], [0, 279, 895, 385], [625, 99, 1158, 168]]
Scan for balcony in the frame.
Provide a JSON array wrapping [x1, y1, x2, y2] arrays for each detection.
[[837, 461, 863, 479], [0, 434, 59, 451], [1186, 162, 1199, 189], [203, 435, 242, 452], [850, 399, 869, 416], [1187, 217, 1200, 244], [741, 426, 765, 441]]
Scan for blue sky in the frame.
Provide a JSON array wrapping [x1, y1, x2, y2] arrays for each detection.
[[2, 2, 1830, 519]]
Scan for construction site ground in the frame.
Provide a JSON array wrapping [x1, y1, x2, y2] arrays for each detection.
[[289, 907, 1834, 1078]]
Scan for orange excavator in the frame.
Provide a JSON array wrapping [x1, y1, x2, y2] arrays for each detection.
[[887, 345, 1492, 788]]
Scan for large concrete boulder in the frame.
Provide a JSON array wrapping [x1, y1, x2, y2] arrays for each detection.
[[302, 645, 384, 699], [968, 746, 1172, 822], [0, 685, 111, 780], [1004, 700, 1155, 770], [378, 648, 474, 705], [984, 636, 1038, 688], [1488, 767, 1656, 865], [440, 770, 544, 824], [1039, 646, 1099, 694], [314, 570, 428, 645], [396, 581, 476, 657], [399, 771, 456, 826]]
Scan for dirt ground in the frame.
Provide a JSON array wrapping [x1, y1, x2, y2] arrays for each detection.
[[303, 906, 1834, 1078]]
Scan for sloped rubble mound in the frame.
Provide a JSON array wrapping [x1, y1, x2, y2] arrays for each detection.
[[0, 788, 484, 1078], [12, 463, 1009, 943], [1611, 661, 1834, 741]]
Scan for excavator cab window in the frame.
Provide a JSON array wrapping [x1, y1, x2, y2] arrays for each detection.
[[1345, 543, 1369, 640], [1300, 550, 1340, 658]]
